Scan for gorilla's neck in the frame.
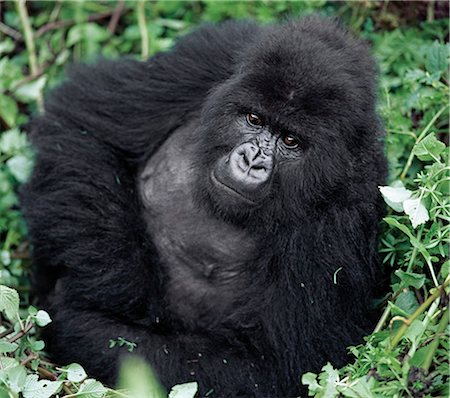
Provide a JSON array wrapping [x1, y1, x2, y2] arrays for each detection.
[[138, 123, 261, 323]]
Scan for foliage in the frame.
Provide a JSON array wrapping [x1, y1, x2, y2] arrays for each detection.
[[0, 1, 448, 397]]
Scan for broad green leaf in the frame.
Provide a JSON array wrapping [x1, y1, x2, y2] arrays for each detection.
[[77, 379, 107, 398], [118, 357, 165, 398], [0, 340, 18, 353], [23, 375, 62, 398], [394, 290, 419, 316], [66, 363, 87, 383], [413, 133, 446, 161], [34, 310, 52, 327], [394, 270, 426, 289], [6, 365, 27, 394], [169, 382, 198, 398], [404, 319, 426, 346], [0, 93, 18, 127], [410, 344, 431, 367], [0, 285, 19, 320]]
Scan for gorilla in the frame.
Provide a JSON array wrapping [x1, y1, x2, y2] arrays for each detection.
[[21, 16, 386, 397]]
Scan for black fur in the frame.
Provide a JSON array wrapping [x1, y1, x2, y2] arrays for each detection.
[[20, 17, 386, 397]]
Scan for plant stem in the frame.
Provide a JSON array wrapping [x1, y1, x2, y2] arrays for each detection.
[[136, 0, 149, 59], [374, 305, 391, 333], [423, 307, 449, 370], [400, 105, 448, 179], [390, 278, 449, 348], [15, 0, 43, 112]]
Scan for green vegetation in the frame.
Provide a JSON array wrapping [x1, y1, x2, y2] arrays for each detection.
[[0, 1, 448, 397]]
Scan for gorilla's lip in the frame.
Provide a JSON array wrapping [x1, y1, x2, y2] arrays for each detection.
[[210, 170, 258, 205]]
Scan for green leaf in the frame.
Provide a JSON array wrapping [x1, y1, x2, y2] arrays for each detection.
[[395, 270, 426, 289], [425, 41, 449, 76], [14, 76, 47, 103], [6, 153, 33, 183], [413, 133, 446, 161], [77, 379, 107, 398], [409, 344, 431, 367], [404, 319, 426, 346], [22, 375, 63, 398], [302, 372, 322, 394], [169, 382, 198, 398], [34, 310, 52, 327], [394, 290, 419, 316], [0, 38, 14, 55], [6, 365, 27, 394], [0, 93, 18, 127], [66, 363, 87, 383], [118, 357, 166, 398], [0, 285, 19, 320], [0, 340, 18, 353]]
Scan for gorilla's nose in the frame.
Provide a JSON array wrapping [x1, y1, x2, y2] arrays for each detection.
[[228, 142, 273, 188]]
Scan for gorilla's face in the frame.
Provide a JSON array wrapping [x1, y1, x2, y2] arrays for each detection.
[[210, 111, 304, 206], [193, 26, 378, 225]]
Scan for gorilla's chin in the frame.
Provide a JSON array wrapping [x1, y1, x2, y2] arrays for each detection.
[[210, 169, 259, 206]]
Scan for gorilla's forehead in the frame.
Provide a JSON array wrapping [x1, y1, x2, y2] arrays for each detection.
[[230, 21, 374, 122]]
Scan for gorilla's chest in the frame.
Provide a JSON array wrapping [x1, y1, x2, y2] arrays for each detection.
[[138, 126, 257, 288]]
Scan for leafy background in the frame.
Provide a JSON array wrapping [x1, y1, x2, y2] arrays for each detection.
[[0, 1, 448, 397]]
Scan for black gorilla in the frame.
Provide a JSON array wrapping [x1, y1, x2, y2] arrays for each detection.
[[21, 16, 386, 397]]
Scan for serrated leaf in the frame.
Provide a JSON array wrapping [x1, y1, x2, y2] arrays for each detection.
[[35, 310, 52, 327], [0, 340, 18, 353], [23, 375, 62, 398], [0, 128, 27, 154], [0, 285, 19, 320], [169, 382, 198, 398], [77, 379, 107, 398], [395, 270, 426, 289], [379, 182, 412, 212], [302, 372, 322, 394], [403, 198, 429, 228], [66, 363, 87, 383], [0, 93, 18, 127], [6, 365, 27, 394], [6, 153, 33, 183], [413, 133, 446, 161], [425, 41, 449, 76]]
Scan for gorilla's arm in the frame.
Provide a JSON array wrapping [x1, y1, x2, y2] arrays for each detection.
[[39, 21, 260, 158], [49, 305, 275, 396]]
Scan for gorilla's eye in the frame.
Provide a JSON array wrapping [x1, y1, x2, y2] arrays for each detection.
[[282, 135, 299, 148], [246, 113, 264, 127]]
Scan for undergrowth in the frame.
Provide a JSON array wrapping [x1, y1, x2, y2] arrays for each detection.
[[0, 1, 448, 397]]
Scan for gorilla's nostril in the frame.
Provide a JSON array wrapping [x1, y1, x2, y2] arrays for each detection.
[[252, 148, 262, 162]]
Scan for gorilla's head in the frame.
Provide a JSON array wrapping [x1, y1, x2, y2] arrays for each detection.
[[196, 18, 379, 224]]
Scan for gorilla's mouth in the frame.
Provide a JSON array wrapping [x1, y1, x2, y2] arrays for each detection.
[[210, 170, 257, 205]]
